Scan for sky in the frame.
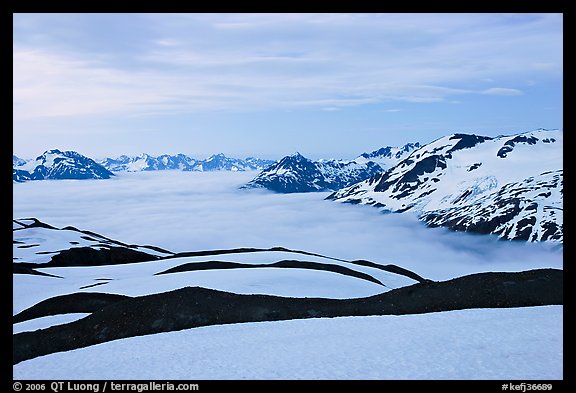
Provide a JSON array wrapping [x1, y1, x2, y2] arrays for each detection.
[[13, 13, 563, 160]]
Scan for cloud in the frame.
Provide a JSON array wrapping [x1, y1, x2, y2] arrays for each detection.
[[152, 39, 180, 47], [531, 62, 559, 71], [13, 171, 563, 281], [13, 49, 283, 121], [12, 50, 175, 119], [13, 13, 561, 121], [482, 87, 524, 96]]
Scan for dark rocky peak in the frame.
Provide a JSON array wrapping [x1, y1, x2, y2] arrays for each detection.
[[497, 135, 540, 158], [361, 147, 393, 159], [396, 142, 421, 158], [206, 153, 227, 161], [447, 134, 493, 154], [278, 152, 312, 166]]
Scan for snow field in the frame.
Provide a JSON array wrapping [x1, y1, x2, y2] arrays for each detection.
[[13, 306, 563, 380]]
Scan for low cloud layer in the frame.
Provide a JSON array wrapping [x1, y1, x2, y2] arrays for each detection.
[[13, 171, 562, 280]]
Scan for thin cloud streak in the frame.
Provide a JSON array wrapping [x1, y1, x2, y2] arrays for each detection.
[[482, 87, 525, 96]]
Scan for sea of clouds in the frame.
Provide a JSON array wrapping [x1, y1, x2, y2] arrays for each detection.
[[13, 171, 562, 280]]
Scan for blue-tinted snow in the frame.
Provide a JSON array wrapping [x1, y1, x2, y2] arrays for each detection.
[[13, 306, 563, 380]]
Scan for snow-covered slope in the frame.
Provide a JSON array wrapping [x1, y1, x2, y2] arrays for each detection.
[[328, 130, 563, 242], [13, 218, 423, 305], [13, 251, 418, 317], [13, 218, 173, 265], [13, 253, 562, 370], [13, 306, 562, 380], [13, 149, 114, 182], [99, 153, 275, 172], [421, 170, 562, 242], [242, 143, 419, 193]]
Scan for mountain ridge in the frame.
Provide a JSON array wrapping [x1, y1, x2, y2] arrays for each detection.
[[13, 149, 114, 182], [98, 153, 276, 172], [242, 142, 420, 193], [328, 129, 563, 242], [13, 150, 277, 181]]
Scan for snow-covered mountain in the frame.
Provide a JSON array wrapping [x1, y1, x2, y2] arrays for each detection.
[[13, 168, 32, 183], [13, 149, 114, 182], [241, 152, 382, 193], [354, 143, 421, 166], [13, 154, 28, 167], [99, 153, 197, 172], [99, 153, 275, 172], [328, 130, 563, 242], [242, 143, 419, 193], [193, 153, 275, 171]]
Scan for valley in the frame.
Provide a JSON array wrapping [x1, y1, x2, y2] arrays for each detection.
[[12, 130, 564, 379]]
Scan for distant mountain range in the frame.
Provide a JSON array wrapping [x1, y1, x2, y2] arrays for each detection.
[[242, 143, 420, 193], [327, 129, 563, 242], [13, 149, 114, 182], [12, 130, 563, 242], [98, 153, 275, 172], [13, 151, 276, 182], [14, 145, 418, 185]]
